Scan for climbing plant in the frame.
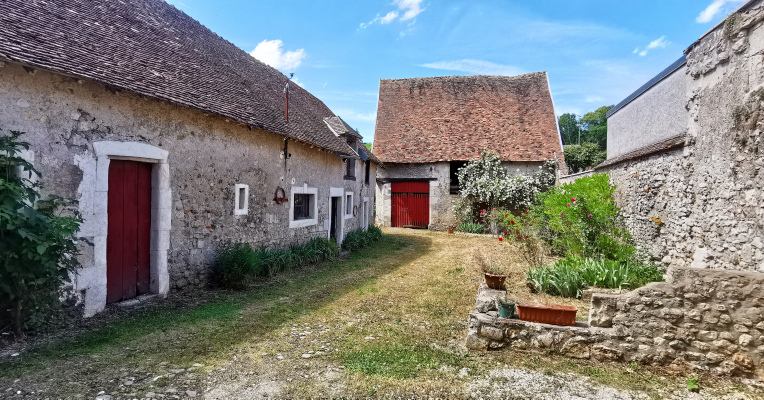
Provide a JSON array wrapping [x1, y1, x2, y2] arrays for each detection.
[[454, 151, 557, 222], [0, 131, 85, 334]]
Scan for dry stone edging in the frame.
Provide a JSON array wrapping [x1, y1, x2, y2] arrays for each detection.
[[467, 266, 764, 381]]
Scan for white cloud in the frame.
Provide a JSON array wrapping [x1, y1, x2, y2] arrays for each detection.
[[250, 39, 306, 72], [380, 11, 399, 24], [360, 0, 424, 29], [421, 59, 524, 76], [697, 0, 744, 23], [633, 35, 670, 57], [584, 95, 604, 103], [395, 0, 424, 21], [336, 109, 377, 122]]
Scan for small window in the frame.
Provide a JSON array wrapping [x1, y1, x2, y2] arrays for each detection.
[[234, 184, 249, 215], [345, 193, 353, 216], [345, 158, 356, 180], [364, 161, 370, 184], [449, 161, 467, 195], [294, 193, 313, 220]]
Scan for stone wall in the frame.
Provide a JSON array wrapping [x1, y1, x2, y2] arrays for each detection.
[[0, 61, 376, 315], [602, 2, 764, 272], [375, 161, 543, 230], [467, 266, 764, 380]]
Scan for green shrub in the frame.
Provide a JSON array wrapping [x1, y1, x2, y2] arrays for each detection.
[[628, 260, 665, 288], [526, 256, 664, 298], [211, 242, 261, 289], [1, 131, 85, 334], [342, 227, 384, 251], [563, 142, 607, 173], [530, 173, 634, 260], [257, 237, 339, 276], [457, 223, 484, 234]]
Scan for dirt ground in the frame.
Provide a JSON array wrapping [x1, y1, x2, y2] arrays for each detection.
[[1, 229, 762, 399]]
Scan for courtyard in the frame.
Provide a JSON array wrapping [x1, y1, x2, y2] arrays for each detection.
[[1, 229, 760, 399]]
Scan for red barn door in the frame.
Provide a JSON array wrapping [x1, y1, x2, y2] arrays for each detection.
[[107, 160, 152, 303], [391, 181, 429, 228]]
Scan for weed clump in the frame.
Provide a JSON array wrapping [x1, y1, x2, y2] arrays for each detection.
[[341, 226, 383, 251], [526, 256, 664, 298], [212, 237, 342, 288]]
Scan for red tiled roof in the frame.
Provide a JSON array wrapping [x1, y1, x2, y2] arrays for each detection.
[[0, 0, 355, 156], [373, 73, 564, 164]]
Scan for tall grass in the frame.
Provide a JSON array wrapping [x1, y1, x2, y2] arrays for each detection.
[[341, 226, 383, 251], [456, 223, 484, 234], [213, 237, 340, 288], [526, 256, 664, 299]]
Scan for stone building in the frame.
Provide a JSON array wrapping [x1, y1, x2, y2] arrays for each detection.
[[602, 0, 764, 272], [0, 0, 379, 317], [373, 73, 565, 230]]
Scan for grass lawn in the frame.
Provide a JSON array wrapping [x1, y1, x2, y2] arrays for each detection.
[[0, 229, 760, 399]]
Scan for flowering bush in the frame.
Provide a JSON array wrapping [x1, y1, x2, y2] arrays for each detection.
[[490, 209, 546, 268], [454, 152, 557, 223], [530, 173, 634, 260]]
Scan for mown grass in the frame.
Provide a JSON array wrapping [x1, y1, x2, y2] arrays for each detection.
[[0, 234, 411, 381], [341, 343, 468, 379]]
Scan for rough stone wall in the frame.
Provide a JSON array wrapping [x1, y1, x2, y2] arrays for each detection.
[[467, 266, 764, 380], [603, 3, 764, 271], [607, 67, 688, 159], [0, 61, 375, 297], [375, 161, 543, 230]]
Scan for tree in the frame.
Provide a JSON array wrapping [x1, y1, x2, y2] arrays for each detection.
[[557, 113, 581, 145], [564, 142, 607, 173], [0, 131, 84, 334], [580, 105, 613, 150]]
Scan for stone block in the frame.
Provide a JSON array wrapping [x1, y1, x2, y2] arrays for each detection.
[[465, 332, 489, 350], [475, 283, 505, 313], [733, 352, 755, 371], [480, 326, 504, 341], [591, 345, 623, 361], [560, 339, 590, 359], [739, 334, 754, 347]]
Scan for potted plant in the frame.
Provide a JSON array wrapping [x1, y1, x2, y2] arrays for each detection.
[[474, 252, 509, 289], [495, 295, 516, 319], [481, 262, 508, 290], [446, 223, 456, 234]]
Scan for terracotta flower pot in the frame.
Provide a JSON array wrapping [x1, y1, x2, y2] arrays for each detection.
[[483, 273, 507, 290], [517, 303, 577, 326], [446, 228, 454, 234]]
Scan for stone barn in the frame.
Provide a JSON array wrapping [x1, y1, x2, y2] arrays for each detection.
[[0, 0, 379, 317], [372, 73, 565, 230]]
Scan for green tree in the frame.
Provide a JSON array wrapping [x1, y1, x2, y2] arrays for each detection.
[[564, 142, 607, 173], [0, 131, 85, 334], [580, 105, 613, 150], [557, 113, 581, 145]]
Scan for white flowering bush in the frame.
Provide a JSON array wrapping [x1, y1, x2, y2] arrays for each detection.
[[454, 152, 557, 222]]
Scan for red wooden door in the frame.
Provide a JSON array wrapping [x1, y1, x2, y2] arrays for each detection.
[[391, 181, 429, 228], [107, 160, 152, 304]]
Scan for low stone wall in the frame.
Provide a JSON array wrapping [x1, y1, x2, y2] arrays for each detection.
[[466, 267, 764, 380]]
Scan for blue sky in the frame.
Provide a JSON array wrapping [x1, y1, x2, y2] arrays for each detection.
[[165, 0, 744, 144]]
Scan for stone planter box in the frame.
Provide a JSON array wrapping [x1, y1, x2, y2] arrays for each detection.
[[517, 303, 577, 326]]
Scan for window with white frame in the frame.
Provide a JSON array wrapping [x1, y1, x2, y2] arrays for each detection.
[[289, 185, 318, 228], [345, 192, 353, 218], [234, 184, 249, 215]]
